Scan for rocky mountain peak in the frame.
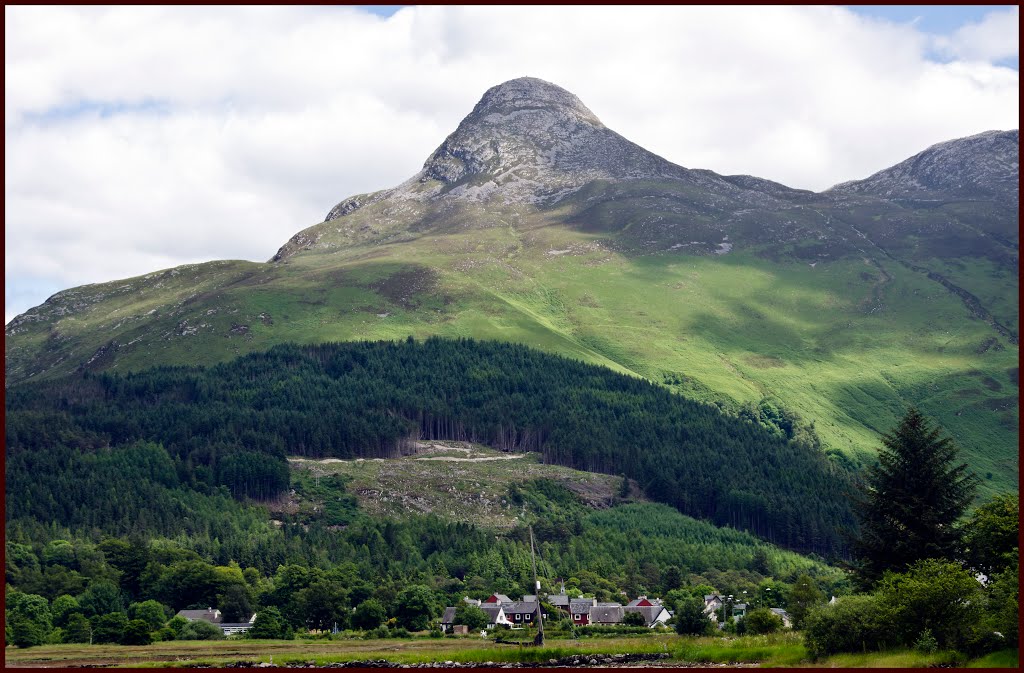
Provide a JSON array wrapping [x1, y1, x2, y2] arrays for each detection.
[[827, 129, 1019, 205], [468, 77, 604, 128], [325, 77, 689, 219]]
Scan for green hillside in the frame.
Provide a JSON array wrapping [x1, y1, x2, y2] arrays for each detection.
[[7, 227, 1016, 493]]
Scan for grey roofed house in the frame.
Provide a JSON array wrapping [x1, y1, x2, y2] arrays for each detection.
[[175, 607, 222, 624], [502, 601, 540, 626], [219, 621, 255, 635], [623, 605, 671, 627], [523, 595, 538, 603], [769, 608, 792, 628], [569, 597, 596, 613], [480, 604, 510, 627], [483, 593, 513, 604], [547, 593, 571, 608], [589, 604, 625, 625], [462, 596, 482, 606], [441, 606, 457, 627]]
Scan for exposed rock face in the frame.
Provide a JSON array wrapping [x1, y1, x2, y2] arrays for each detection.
[[828, 129, 1019, 206], [324, 77, 720, 220]]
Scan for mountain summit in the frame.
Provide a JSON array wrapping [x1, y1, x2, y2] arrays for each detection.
[[325, 77, 693, 219]]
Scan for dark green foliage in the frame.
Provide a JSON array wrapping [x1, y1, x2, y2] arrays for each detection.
[[786, 574, 825, 629], [62, 613, 92, 644], [78, 579, 124, 618], [622, 610, 646, 626], [5, 592, 52, 648], [51, 594, 82, 628], [850, 408, 978, 585], [673, 596, 712, 636], [176, 619, 224, 640], [90, 612, 129, 644], [128, 599, 169, 630], [742, 607, 783, 634], [121, 618, 153, 645], [249, 606, 291, 640], [453, 603, 489, 631], [980, 553, 1019, 649], [217, 585, 253, 624], [6, 339, 856, 555], [877, 558, 983, 651], [352, 599, 387, 631], [394, 584, 438, 631], [296, 580, 349, 631], [961, 493, 1019, 575], [802, 594, 895, 658]]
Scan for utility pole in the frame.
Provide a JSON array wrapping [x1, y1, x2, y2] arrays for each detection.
[[529, 525, 544, 647]]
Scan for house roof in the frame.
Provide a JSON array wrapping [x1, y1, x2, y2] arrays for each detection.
[[483, 594, 512, 604], [589, 605, 624, 623], [733, 603, 748, 610], [462, 596, 481, 606], [626, 597, 653, 607], [569, 598, 596, 613], [623, 605, 668, 625], [502, 601, 539, 615], [547, 593, 570, 607], [176, 609, 222, 624], [770, 608, 790, 617], [523, 595, 538, 603], [480, 605, 505, 621], [441, 607, 457, 624]]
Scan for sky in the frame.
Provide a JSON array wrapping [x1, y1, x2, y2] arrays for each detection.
[[5, 5, 1019, 324]]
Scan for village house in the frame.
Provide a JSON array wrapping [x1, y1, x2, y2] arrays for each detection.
[[174, 607, 257, 636], [589, 603, 625, 625], [770, 608, 792, 628], [569, 597, 597, 625], [440, 601, 511, 633]]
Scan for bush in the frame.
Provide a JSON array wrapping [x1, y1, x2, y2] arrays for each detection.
[[121, 619, 153, 645], [674, 597, 712, 636], [352, 599, 387, 631], [803, 595, 896, 658], [878, 558, 983, 651], [623, 611, 647, 626], [91, 613, 129, 644], [743, 608, 784, 635], [177, 619, 225, 640], [914, 628, 938, 653]]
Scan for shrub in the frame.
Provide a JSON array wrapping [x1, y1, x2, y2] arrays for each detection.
[[674, 597, 712, 636], [803, 595, 895, 658], [91, 613, 129, 644], [177, 619, 225, 640], [743, 608, 784, 635], [121, 619, 153, 645]]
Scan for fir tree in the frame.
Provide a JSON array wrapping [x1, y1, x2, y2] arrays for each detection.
[[850, 408, 978, 586]]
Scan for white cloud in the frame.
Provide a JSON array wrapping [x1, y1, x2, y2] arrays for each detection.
[[5, 6, 1019, 323], [933, 6, 1019, 63]]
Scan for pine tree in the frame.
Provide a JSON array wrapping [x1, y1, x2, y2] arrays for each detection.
[[850, 408, 978, 585]]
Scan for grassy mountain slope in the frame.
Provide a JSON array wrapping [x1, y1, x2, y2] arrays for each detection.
[[8, 225, 1015, 493]]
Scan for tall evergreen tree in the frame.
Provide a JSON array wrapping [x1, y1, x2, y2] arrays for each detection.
[[850, 408, 978, 585]]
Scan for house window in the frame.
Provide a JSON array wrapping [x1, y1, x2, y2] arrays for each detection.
[[515, 614, 521, 621], [574, 614, 581, 621], [525, 614, 531, 621]]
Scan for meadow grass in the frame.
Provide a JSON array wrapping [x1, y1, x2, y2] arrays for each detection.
[[7, 634, 1011, 668]]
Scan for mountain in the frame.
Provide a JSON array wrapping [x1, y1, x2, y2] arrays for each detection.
[[5, 77, 1018, 494]]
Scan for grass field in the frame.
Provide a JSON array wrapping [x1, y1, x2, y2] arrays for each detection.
[[5, 634, 1015, 668]]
